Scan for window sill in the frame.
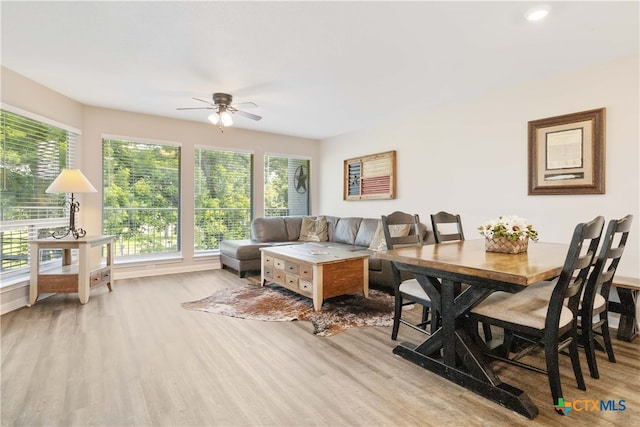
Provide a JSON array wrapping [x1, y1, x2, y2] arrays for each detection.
[[114, 253, 184, 268], [0, 275, 29, 291]]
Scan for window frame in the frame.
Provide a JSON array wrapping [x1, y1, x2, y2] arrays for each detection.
[[264, 152, 311, 217], [193, 145, 254, 254], [0, 105, 80, 284], [102, 134, 182, 262]]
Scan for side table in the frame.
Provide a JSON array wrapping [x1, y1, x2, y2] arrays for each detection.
[[29, 235, 115, 305]]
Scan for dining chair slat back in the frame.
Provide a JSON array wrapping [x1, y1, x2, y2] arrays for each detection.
[[579, 214, 633, 379], [431, 211, 465, 243], [382, 211, 423, 248], [381, 211, 431, 340]]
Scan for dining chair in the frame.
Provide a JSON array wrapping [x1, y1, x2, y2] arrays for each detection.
[[469, 216, 604, 412], [431, 210, 492, 341], [430, 211, 465, 242], [579, 214, 633, 379], [381, 211, 434, 340]]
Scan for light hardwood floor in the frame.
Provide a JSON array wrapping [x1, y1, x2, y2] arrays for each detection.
[[1, 269, 638, 426]]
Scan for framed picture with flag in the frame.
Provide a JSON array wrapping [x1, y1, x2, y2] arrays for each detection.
[[344, 150, 396, 200]]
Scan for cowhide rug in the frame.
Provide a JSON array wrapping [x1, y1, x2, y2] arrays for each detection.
[[181, 283, 394, 337]]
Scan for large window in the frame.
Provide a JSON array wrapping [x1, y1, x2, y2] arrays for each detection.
[[102, 137, 181, 258], [264, 155, 310, 217], [0, 109, 78, 280], [194, 148, 253, 252]]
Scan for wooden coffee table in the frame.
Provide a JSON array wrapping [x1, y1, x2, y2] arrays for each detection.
[[260, 243, 369, 311]]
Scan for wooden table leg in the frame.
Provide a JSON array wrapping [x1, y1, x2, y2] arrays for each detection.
[[362, 259, 369, 298], [28, 243, 39, 305], [77, 243, 90, 304], [615, 288, 638, 342], [312, 265, 323, 311]]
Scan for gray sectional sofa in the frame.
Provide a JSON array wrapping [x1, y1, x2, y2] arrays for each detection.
[[219, 215, 434, 290]]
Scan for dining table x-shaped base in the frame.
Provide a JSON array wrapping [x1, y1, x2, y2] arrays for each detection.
[[391, 264, 539, 419]]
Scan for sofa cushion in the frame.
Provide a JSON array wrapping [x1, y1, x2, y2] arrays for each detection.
[[251, 217, 289, 242], [324, 215, 340, 241], [299, 216, 329, 242], [219, 239, 272, 260], [284, 216, 303, 240], [333, 217, 362, 245], [355, 218, 379, 247]]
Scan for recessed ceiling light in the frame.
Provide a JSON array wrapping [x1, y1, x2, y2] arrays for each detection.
[[524, 5, 551, 21]]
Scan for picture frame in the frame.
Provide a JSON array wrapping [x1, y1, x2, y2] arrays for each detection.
[[344, 150, 396, 200], [528, 108, 605, 195]]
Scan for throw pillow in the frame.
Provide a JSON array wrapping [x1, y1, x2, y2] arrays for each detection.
[[368, 221, 412, 251], [299, 216, 329, 242]]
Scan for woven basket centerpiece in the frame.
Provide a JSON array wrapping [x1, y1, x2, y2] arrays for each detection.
[[485, 236, 528, 254], [478, 215, 538, 254]]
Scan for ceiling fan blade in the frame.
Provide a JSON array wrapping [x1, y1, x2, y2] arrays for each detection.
[[176, 107, 215, 110], [232, 101, 258, 109], [193, 97, 214, 106], [234, 110, 262, 121]]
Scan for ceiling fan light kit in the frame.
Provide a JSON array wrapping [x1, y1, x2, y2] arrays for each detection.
[[208, 108, 233, 127], [177, 92, 261, 133]]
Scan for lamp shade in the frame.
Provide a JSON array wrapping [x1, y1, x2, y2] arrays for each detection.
[[46, 169, 97, 194]]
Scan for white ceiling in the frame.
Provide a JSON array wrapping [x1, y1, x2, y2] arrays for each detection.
[[2, 1, 638, 140]]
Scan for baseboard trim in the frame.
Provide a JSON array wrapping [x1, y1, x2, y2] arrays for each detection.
[[114, 260, 221, 280], [1, 295, 28, 315], [1, 262, 222, 315]]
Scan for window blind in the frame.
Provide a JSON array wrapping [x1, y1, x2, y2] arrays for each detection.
[[102, 137, 181, 258], [264, 155, 310, 217], [194, 147, 253, 251], [1, 109, 79, 278]]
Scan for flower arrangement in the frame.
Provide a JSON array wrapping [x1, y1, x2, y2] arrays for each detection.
[[477, 215, 539, 242]]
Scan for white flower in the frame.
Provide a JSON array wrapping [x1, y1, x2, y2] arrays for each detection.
[[477, 215, 538, 242]]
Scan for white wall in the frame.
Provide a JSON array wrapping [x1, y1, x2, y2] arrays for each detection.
[[318, 56, 639, 279]]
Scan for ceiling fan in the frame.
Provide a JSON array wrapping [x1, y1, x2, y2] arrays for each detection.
[[177, 93, 262, 132]]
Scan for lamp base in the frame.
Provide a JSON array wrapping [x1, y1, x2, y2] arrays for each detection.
[[52, 227, 87, 240], [51, 197, 87, 239]]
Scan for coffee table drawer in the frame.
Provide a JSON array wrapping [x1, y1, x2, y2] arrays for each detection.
[[299, 263, 312, 280], [285, 274, 298, 288], [263, 254, 274, 267], [273, 269, 286, 285], [264, 266, 273, 279], [274, 258, 286, 270], [299, 279, 312, 292], [285, 261, 298, 275]]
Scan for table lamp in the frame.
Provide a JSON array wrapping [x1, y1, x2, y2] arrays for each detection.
[[46, 169, 97, 239]]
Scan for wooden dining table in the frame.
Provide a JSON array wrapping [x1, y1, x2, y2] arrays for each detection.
[[375, 239, 569, 419]]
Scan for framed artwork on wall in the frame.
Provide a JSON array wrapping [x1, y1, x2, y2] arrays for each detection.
[[528, 108, 605, 195], [344, 150, 396, 200]]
